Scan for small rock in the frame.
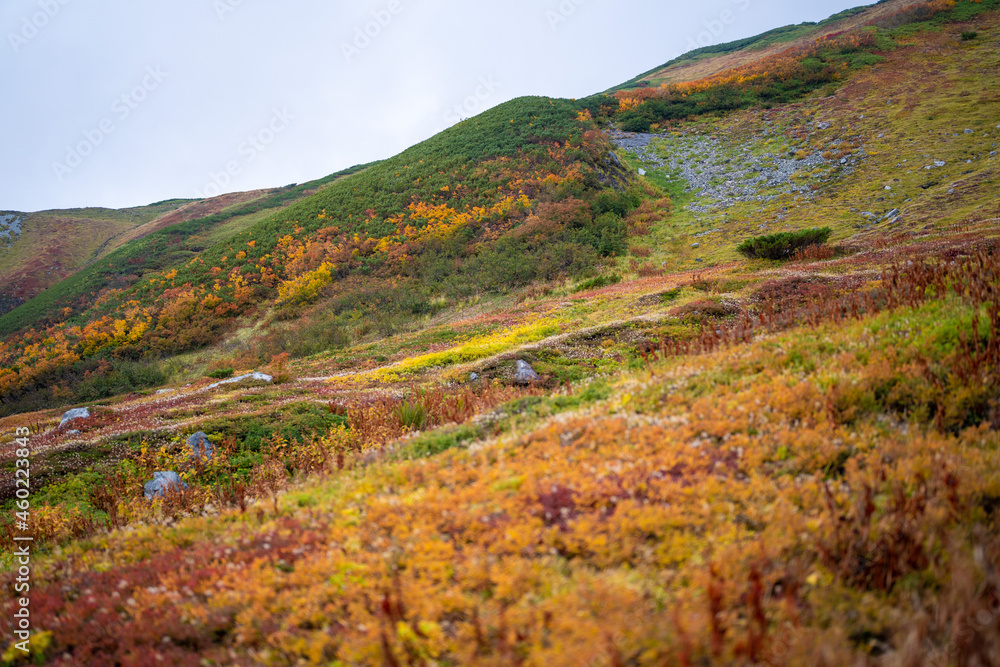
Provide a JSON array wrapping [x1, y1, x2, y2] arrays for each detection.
[[882, 208, 901, 221], [884, 186, 891, 190], [817, 122, 832, 130], [948, 188, 956, 194], [469, 372, 480, 382], [991, 151, 998, 157], [144, 472, 187, 500], [66, 430, 81, 436], [934, 160, 946, 167], [60, 407, 90, 427], [861, 211, 876, 219], [186, 432, 214, 461], [965, 129, 975, 134], [637, 168, 647, 176], [878, 133, 885, 138], [513, 360, 540, 385], [691, 242, 700, 248]]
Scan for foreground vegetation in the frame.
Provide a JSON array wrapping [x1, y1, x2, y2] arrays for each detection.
[[1, 0, 1000, 663]]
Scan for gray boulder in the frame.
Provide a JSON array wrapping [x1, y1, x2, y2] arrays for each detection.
[[143, 471, 187, 499], [187, 432, 214, 461], [469, 372, 480, 382], [60, 407, 90, 427], [514, 360, 540, 385]]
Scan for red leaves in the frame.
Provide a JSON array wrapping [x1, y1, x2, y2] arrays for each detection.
[[536, 484, 578, 530]]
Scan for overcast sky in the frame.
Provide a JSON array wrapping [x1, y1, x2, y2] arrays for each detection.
[[1, 0, 865, 212]]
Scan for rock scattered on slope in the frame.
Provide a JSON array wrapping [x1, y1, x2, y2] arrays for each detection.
[[187, 432, 214, 461], [610, 129, 845, 213], [513, 360, 540, 385], [60, 407, 90, 427], [144, 471, 187, 499]]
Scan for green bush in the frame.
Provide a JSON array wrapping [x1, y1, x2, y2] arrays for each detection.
[[736, 227, 832, 260], [961, 31, 978, 40], [573, 273, 622, 293], [619, 114, 652, 133], [207, 367, 235, 379]]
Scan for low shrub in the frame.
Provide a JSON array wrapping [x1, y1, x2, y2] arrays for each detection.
[[572, 273, 622, 293], [736, 227, 832, 260]]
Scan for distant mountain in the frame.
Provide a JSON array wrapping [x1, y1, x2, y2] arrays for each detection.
[[612, 0, 925, 91]]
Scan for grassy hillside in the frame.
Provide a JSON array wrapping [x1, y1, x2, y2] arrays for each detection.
[[611, 1, 881, 92], [0, 166, 371, 338], [598, 0, 1000, 134], [610, 0, 963, 92], [0, 96, 632, 416], [0, 0, 999, 663], [0, 202, 190, 315]]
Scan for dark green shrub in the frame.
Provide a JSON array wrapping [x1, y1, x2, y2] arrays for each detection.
[[961, 31, 978, 40], [736, 227, 833, 260], [207, 367, 235, 379], [573, 274, 622, 293], [619, 114, 652, 133]]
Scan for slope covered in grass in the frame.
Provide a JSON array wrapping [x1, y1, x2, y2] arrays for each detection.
[[0, 201, 190, 316], [1, 1, 1000, 664], [0, 97, 635, 417], [3, 226, 1000, 665]]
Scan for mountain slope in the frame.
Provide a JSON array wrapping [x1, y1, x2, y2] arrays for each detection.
[[1, 1, 1000, 664], [613, 0, 927, 91], [0, 202, 189, 316], [0, 97, 628, 415]]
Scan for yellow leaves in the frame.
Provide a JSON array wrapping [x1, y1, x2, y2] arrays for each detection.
[[276, 262, 336, 306], [619, 97, 643, 111], [2, 631, 52, 663]]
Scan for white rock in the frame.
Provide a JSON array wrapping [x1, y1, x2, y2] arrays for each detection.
[[60, 407, 90, 427]]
